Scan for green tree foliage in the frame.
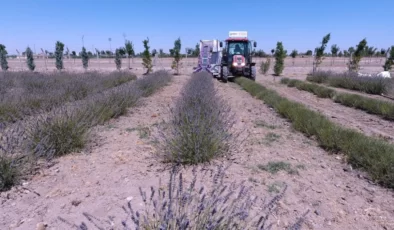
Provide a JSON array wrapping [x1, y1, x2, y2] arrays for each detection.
[[383, 46, 394, 71], [114, 48, 122, 70], [305, 50, 313, 56], [348, 38, 367, 72], [142, 38, 153, 74], [0, 44, 9, 71], [331, 44, 339, 57], [171, 37, 182, 75], [273, 41, 287, 76], [55, 41, 65, 70], [193, 43, 200, 57], [81, 47, 89, 70], [125, 40, 134, 68], [314, 33, 331, 70], [26, 46, 35, 71], [290, 49, 298, 66]]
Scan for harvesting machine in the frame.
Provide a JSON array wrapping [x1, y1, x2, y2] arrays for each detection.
[[193, 39, 223, 78], [218, 31, 257, 83]]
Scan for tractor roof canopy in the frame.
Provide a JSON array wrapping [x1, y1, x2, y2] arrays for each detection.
[[226, 38, 249, 42]]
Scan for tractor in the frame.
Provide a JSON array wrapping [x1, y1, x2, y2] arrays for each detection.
[[218, 31, 257, 83]]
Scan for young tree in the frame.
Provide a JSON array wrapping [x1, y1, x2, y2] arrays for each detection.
[[81, 47, 89, 70], [383, 46, 394, 71], [55, 41, 65, 70], [71, 51, 76, 63], [125, 40, 134, 68], [26, 46, 35, 71], [0, 44, 9, 71], [313, 33, 331, 71], [114, 48, 122, 70], [305, 50, 313, 56], [270, 49, 275, 56], [273, 41, 287, 76], [141, 37, 153, 74], [348, 38, 367, 72], [170, 37, 182, 75], [338, 51, 343, 57], [65, 47, 70, 59], [290, 49, 298, 66], [331, 44, 339, 65]]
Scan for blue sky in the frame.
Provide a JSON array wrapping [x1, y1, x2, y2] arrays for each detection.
[[1, 0, 393, 55]]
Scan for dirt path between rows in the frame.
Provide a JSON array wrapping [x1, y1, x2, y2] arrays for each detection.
[[257, 76, 394, 143], [1, 74, 394, 230]]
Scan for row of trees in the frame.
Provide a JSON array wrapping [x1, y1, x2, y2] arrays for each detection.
[[0, 37, 186, 74], [254, 45, 391, 58], [261, 33, 394, 76]]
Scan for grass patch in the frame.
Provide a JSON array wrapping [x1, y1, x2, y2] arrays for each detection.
[[281, 78, 394, 121], [236, 77, 394, 189], [262, 132, 281, 146], [267, 181, 286, 193], [258, 161, 299, 175], [253, 120, 276, 129], [127, 126, 151, 139]]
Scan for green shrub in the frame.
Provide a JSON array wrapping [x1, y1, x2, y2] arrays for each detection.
[[260, 58, 271, 75], [0, 156, 20, 191], [236, 77, 394, 188]]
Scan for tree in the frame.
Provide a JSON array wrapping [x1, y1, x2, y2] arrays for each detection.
[[26, 46, 35, 71], [114, 48, 122, 70], [305, 50, 313, 56], [141, 37, 153, 74], [338, 51, 343, 57], [55, 41, 65, 70], [125, 40, 134, 68], [271, 49, 275, 56], [81, 47, 89, 70], [348, 38, 367, 72], [71, 51, 76, 63], [0, 44, 9, 71], [193, 43, 200, 57], [366, 46, 377, 62], [159, 49, 164, 58], [313, 33, 331, 71], [273, 41, 287, 76], [380, 48, 386, 57], [383, 46, 394, 71], [171, 37, 182, 75], [331, 44, 339, 65], [290, 49, 298, 65]]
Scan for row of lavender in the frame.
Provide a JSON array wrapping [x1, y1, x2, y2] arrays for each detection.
[[0, 70, 172, 191]]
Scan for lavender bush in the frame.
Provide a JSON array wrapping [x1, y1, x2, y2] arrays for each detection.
[[62, 164, 309, 229], [1, 70, 172, 189], [155, 72, 238, 165], [26, 70, 172, 160], [0, 71, 137, 126], [307, 70, 391, 95]]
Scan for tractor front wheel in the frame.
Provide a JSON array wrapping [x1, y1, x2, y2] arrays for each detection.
[[250, 66, 256, 81], [221, 66, 229, 83]]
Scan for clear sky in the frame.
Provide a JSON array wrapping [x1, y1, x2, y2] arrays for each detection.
[[1, 0, 393, 55]]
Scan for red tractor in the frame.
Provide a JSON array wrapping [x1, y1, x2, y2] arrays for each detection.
[[219, 31, 257, 83]]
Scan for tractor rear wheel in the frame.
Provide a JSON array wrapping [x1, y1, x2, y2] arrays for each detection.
[[221, 66, 229, 83]]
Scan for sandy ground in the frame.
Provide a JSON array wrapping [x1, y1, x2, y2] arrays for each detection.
[[1, 71, 394, 230]]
